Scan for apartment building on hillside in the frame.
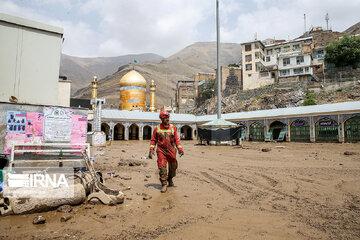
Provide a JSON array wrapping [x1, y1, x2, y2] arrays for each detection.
[[241, 40, 276, 90], [241, 36, 315, 88]]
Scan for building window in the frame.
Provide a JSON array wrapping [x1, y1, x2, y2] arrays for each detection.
[[283, 58, 290, 66], [248, 74, 252, 77], [245, 54, 252, 62], [293, 68, 304, 74], [296, 56, 304, 65], [282, 46, 290, 52], [293, 44, 300, 50], [305, 67, 309, 72], [245, 44, 251, 51], [267, 49, 273, 55], [255, 52, 260, 59], [255, 62, 264, 72], [275, 47, 281, 53], [266, 56, 270, 62], [246, 64, 252, 71], [280, 70, 290, 76]]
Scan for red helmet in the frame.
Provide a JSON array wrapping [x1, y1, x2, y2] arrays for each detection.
[[159, 110, 170, 119]]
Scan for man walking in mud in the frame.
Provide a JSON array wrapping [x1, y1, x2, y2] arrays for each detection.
[[148, 111, 184, 193]]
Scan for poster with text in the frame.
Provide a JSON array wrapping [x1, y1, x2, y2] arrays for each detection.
[[43, 107, 73, 142], [70, 115, 88, 149], [6, 111, 26, 133]]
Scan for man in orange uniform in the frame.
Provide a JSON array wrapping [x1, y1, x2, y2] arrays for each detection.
[[148, 111, 184, 193]]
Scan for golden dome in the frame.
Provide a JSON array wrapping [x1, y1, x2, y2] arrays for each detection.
[[120, 70, 146, 88]]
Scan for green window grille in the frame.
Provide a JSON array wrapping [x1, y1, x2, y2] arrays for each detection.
[[290, 120, 310, 142], [344, 116, 360, 142], [315, 118, 339, 142], [249, 122, 265, 141]]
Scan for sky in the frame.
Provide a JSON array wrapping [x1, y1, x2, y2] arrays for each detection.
[[1, 0, 359, 58]]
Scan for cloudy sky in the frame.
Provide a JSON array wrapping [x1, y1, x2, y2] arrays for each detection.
[[1, 0, 359, 58]]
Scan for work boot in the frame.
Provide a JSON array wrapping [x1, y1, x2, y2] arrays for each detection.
[[161, 184, 167, 193], [168, 178, 174, 187]]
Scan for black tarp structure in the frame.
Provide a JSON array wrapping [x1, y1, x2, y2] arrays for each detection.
[[198, 119, 241, 142], [198, 127, 241, 141]]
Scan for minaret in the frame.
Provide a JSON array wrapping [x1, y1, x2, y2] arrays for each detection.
[[91, 76, 98, 110], [149, 80, 156, 112]]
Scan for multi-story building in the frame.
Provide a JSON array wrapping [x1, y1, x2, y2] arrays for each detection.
[[241, 40, 274, 90], [176, 80, 195, 114], [269, 37, 314, 81], [194, 72, 216, 97], [241, 37, 315, 87]]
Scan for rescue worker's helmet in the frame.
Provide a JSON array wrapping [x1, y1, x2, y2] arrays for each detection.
[[159, 111, 170, 119]]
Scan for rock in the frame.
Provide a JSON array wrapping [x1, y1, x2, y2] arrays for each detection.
[[57, 205, 72, 213], [33, 216, 46, 224], [141, 156, 147, 159], [123, 186, 131, 191], [144, 179, 148, 181], [60, 216, 72, 222], [126, 197, 132, 200], [85, 205, 94, 209], [145, 175, 151, 178], [132, 155, 136, 158], [142, 193, 152, 200], [261, 148, 271, 152], [344, 151, 357, 155], [121, 150, 126, 152], [100, 215, 107, 218]]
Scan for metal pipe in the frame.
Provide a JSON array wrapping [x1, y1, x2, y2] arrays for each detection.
[[216, 0, 221, 119]]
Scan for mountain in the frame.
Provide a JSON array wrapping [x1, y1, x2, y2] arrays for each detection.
[[60, 53, 164, 94], [72, 42, 242, 108], [343, 21, 360, 35]]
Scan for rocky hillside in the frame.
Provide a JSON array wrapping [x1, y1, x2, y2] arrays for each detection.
[[195, 81, 360, 115], [72, 42, 242, 108], [344, 21, 360, 35], [60, 53, 164, 94]]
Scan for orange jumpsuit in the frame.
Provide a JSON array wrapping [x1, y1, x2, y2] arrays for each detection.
[[150, 124, 183, 185]]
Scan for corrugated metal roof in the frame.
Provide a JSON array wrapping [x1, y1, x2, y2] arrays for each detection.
[[102, 101, 360, 123]]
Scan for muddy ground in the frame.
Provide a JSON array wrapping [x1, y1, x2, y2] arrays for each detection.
[[0, 141, 360, 240]]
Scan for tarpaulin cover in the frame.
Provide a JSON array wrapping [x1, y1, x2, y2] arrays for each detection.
[[198, 127, 242, 141]]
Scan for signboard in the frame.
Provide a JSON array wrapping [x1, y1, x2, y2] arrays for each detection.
[[294, 120, 307, 127], [318, 120, 334, 127], [43, 107, 73, 142], [6, 111, 26, 133]]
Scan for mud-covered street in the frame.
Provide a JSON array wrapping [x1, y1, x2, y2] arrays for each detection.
[[1, 141, 360, 240]]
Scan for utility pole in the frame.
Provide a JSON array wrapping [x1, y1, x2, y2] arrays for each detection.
[[304, 13, 306, 33], [216, 0, 221, 120], [325, 13, 329, 30]]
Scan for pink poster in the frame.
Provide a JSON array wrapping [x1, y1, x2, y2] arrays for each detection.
[[4, 133, 26, 154], [25, 112, 44, 143], [70, 115, 88, 149]]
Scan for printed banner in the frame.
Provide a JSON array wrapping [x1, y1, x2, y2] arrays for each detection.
[[43, 107, 73, 142]]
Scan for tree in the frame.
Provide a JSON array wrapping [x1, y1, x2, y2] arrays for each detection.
[[325, 35, 360, 68], [302, 92, 316, 106]]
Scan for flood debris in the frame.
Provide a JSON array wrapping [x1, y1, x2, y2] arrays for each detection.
[[0, 151, 124, 216], [60, 215, 72, 222], [57, 205, 72, 213], [261, 148, 272, 152], [33, 216, 46, 224], [344, 151, 357, 155]]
